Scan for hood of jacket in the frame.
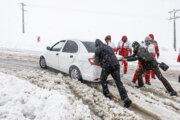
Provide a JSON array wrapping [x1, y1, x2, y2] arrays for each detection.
[[95, 39, 104, 47]]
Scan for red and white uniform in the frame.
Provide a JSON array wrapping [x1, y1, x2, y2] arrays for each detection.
[[152, 40, 159, 58], [147, 43, 156, 55], [132, 61, 151, 83], [117, 38, 132, 73], [106, 41, 117, 52], [147, 43, 156, 79], [117, 40, 132, 57], [149, 34, 160, 58]]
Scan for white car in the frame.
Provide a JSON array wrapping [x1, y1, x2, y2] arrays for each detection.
[[39, 39, 124, 82]]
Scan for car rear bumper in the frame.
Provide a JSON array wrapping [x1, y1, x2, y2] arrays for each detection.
[[81, 65, 101, 82], [81, 65, 124, 82]]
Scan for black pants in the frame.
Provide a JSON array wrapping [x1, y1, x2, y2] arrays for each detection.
[[100, 65, 128, 100], [137, 66, 174, 92]]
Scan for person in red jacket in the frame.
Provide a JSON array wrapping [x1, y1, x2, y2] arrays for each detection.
[[149, 34, 159, 79], [132, 37, 152, 85], [132, 61, 151, 85], [117, 36, 132, 74], [105, 35, 117, 52], [178, 49, 180, 82], [177, 49, 180, 62]]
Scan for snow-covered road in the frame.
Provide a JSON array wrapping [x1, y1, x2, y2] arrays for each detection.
[[0, 49, 180, 120]]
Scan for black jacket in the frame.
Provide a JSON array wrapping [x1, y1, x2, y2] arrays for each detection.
[[94, 39, 119, 69], [125, 46, 158, 70]]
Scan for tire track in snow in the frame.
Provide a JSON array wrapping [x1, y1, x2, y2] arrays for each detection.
[[123, 66, 180, 113], [1, 52, 180, 119], [123, 79, 180, 111], [121, 76, 180, 120], [131, 82, 180, 102], [0, 59, 140, 120], [85, 82, 162, 120], [63, 78, 140, 120], [0, 67, 101, 120], [0, 57, 101, 120], [0, 69, 141, 120], [126, 66, 180, 103]]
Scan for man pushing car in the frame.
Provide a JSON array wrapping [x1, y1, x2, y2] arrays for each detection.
[[123, 41, 177, 96], [94, 39, 132, 108]]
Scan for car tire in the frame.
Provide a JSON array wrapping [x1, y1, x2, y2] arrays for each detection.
[[69, 66, 83, 82], [39, 56, 47, 69]]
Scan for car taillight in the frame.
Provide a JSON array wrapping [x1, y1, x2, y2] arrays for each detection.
[[88, 58, 100, 66]]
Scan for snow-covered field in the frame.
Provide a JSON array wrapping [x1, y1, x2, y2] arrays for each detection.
[[1, 0, 180, 119], [0, 48, 180, 120], [0, 72, 93, 120], [0, 51, 141, 120]]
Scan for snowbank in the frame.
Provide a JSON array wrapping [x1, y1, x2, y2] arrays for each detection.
[[0, 72, 92, 120]]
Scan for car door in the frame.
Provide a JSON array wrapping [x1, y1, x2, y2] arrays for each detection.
[[46, 40, 66, 69], [58, 40, 79, 73]]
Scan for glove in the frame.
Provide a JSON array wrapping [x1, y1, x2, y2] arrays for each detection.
[[157, 54, 159, 59]]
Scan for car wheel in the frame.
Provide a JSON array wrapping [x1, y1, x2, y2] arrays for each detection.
[[39, 56, 47, 69], [69, 66, 83, 82]]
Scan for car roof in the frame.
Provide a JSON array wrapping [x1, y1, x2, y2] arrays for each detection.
[[61, 39, 94, 43]]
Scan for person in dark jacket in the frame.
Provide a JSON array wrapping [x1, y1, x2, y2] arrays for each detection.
[[94, 39, 132, 108], [123, 41, 177, 96]]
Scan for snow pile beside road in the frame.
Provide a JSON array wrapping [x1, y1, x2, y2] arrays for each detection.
[[0, 64, 141, 120], [18, 70, 141, 120], [0, 72, 92, 120]]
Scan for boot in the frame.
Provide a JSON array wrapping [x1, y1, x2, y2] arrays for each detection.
[[145, 82, 151, 85], [135, 85, 144, 88], [132, 81, 136, 84], [124, 97, 132, 108], [170, 91, 177, 96], [105, 93, 112, 99]]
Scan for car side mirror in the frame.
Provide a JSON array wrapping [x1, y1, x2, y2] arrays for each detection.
[[46, 46, 51, 50]]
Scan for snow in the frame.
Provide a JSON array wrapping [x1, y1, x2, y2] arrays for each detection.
[[159, 49, 180, 70], [0, 72, 92, 120], [0, 67, 141, 120], [0, 0, 180, 119]]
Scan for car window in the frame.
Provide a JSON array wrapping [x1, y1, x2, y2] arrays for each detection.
[[51, 41, 65, 51], [82, 42, 95, 53], [62, 40, 78, 53]]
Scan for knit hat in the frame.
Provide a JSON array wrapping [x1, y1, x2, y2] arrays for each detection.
[[105, 35, 111, 40], [145, 36, 152, 41], [132, 41, 140, 50], [122, 35, 127, 40]]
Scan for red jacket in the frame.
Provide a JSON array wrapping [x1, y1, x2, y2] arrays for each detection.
[[153, 40, 159, 57], [117, 40, 132, 57], [177, 54, 180, 62]]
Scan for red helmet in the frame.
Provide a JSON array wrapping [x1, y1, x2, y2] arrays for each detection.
[[149, 34, 154, 39]]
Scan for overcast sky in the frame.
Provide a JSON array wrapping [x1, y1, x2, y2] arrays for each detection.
[[0, 0, 180, 50]]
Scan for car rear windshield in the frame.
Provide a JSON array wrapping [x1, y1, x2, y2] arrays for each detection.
[[82, 42, 95, 53]]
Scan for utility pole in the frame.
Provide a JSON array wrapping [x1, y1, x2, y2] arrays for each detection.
[[168, 9, 180, 51], [20, 3, 26, 34]]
